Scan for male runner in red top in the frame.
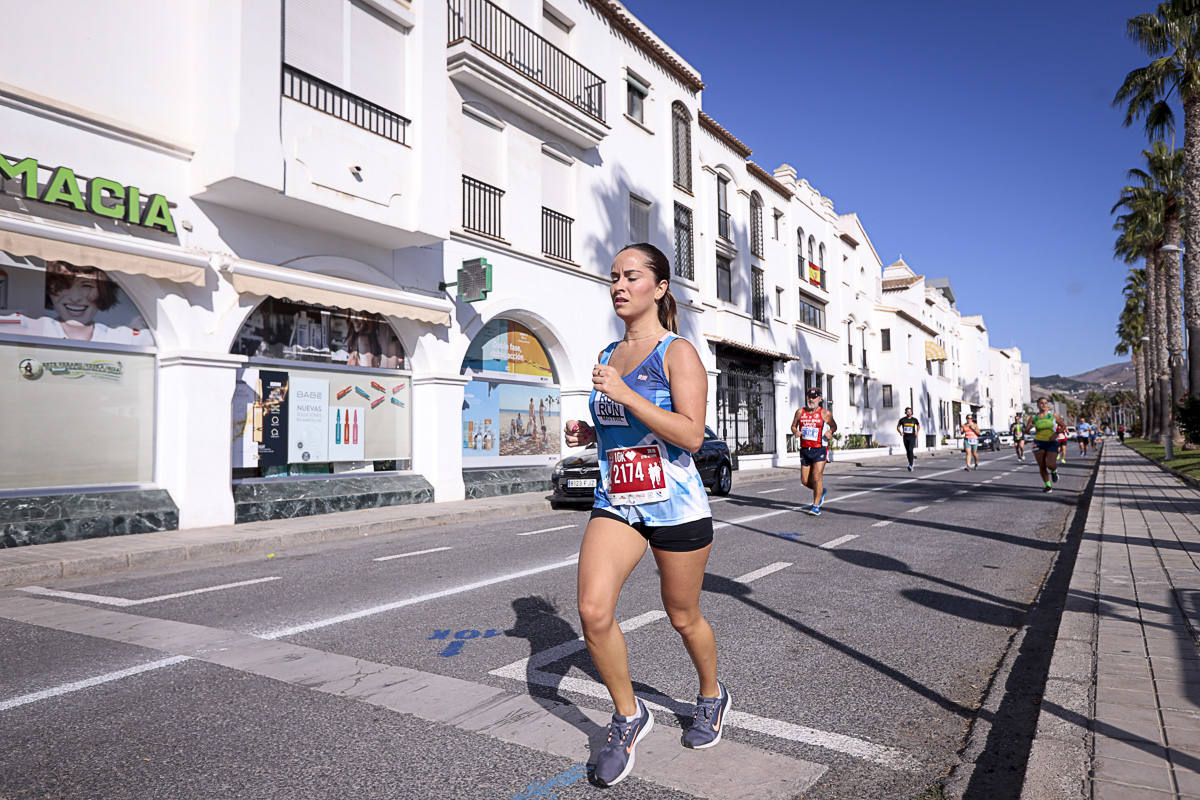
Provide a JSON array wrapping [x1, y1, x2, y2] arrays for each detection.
[[790, 386, 838, 516]]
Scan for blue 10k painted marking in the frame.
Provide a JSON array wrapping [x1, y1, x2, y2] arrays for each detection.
[[509, 764, 587, 800], [429, 628, 503, 657]]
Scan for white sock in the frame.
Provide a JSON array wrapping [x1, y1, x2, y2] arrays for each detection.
[[616, 703, 643, 722]]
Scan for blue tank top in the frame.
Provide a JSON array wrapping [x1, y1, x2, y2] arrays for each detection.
[[590, 333, 711, 526]]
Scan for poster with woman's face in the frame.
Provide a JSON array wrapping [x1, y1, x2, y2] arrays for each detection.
[[0, 256, 152, 345]]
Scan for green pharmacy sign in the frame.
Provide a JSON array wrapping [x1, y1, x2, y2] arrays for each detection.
[[1, 153, 177, 234]]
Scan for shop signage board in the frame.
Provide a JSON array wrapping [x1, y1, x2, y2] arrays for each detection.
[[0, 153, 176, 233], [257, 370, 289, 467], [287, 376, 329, 463]]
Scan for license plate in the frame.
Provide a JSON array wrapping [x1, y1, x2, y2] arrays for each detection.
[[567, 478, 596, 488]]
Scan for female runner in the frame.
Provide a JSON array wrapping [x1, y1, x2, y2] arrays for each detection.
[[565, 243, 728, 787]]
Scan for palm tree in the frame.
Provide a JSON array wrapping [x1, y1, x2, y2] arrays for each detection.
[[1115, 0, 1200, 399], [1112, 143, 1184, 440], [1115, 267, 1148, 429], [1113, 173, 1166, 437]]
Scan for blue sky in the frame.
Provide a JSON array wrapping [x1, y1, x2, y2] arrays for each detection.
[[625, 0, 1162, 378]]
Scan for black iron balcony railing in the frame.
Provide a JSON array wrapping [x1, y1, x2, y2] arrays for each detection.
[[447, 0, 606, 123], [752, 269, 767, 323], [282, 64, 410, 145], [542, 207, 573, 261], [463, 175, 504, 238], [717, 208, 731, 241]]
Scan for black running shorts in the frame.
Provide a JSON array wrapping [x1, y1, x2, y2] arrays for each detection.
[[590, 509, 714, 552]]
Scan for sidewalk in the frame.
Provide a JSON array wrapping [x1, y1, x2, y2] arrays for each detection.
[[1023, 443, 1200, 799]]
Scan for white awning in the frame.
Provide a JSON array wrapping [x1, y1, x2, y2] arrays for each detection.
[[705, 335, 799, 361], [221, 259, 452, 326], [0, 227, 206, 286]]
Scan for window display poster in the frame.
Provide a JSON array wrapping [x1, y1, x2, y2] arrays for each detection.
[[2, 340, 155, 491], [498, 383, 560, 457], [328, 405, 365, 461], [258, 369, 289, 467], [462, 379, 499, 457], [231, 368, 260, 469], [0, 253, 153, 345], [287, 376, 329, 463], [231, 297, 404, 369], [461, 319, 553, 379]]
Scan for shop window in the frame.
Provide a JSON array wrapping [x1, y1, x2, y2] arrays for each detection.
[[461, 318, 561, 468], [230, 297, 411, 479], [1, 253, 156, 490]]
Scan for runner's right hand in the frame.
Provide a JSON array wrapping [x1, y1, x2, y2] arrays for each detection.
[[565, 419, 595, 448]]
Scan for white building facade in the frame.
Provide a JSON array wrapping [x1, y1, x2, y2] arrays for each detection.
[[0, 0, 1028, 545]]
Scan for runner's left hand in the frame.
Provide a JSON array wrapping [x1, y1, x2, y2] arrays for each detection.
[[592, 363, 633, 404]]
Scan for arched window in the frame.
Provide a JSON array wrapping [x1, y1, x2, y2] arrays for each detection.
[[807, 235, 815, 265], [671, 101, 691, 191], [750, 193, 764, 258], [461, 318, 561, 467], [3, 254, 157, 492], [796, 227, 806, 279], [818, 243, 826, 268], [230, 297, 412, 479]]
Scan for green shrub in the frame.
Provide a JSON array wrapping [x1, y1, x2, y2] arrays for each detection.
[[1177, 395, 1200, 444]]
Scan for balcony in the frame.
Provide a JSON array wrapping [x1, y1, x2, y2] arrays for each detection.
[[447, 0, 609, 149], [717, 208, 731, 241], [542, 207, 573, 261], [283, 64, 410, 146], [463, 175, 504, 239]]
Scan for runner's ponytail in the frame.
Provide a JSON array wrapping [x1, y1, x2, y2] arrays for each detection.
[[657, 287, 678, 333]]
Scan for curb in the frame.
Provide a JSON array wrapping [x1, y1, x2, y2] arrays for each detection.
[[0, 465, 804, 589], [1016, 456, 1101, 800]]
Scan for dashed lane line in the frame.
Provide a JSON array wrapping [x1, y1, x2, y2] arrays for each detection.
[[517, 525, 575, 537], [871, 520, 894, 528], [735, 561, 793, 582], [373, 546, 453, 561], [905, 505, 930, 514], [820, 535, 859, 549], [757, 487, 789, 494], [16, 577, 282, 607]]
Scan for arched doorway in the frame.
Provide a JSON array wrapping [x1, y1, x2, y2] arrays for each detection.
[[460, 318, 561, 468]]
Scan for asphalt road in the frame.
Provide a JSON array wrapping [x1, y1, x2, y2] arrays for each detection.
[[0, 445, 1098, 800]]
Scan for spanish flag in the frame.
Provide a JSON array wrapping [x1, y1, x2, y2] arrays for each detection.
[[808, 262, 821, 286]]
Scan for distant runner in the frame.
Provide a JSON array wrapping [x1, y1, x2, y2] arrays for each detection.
[[961, 414, 980, 471], [1056, 423, 1069, 465], [1030, 397, 1066, 492], [1076, 418, 1091, 456], [1118, 424, 1126, 444], [791, 386, 837, 516], [896, 407, 921, 471], [1011, 416, 1027, 463]]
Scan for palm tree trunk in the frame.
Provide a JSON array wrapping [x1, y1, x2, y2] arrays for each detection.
[[1165, 217, 1186, 445], [1145, 251, 1161, 436], [1134, 347, 1147, 434], [1153, 249, 1171, 440], [1184, 95, 1200, 397]]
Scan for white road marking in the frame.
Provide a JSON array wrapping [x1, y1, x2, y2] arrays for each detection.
[[373, 546, 452, 561], [820, 535, 859, 549], [955, 489, 969, 495], [870, 520, 894, 528], [757, 487, 788, 494], [713, 508, 792, 531], [934, 498, 948, 503], [0, 656, 191, 711], [17, 577, 281, 607], [735, 562, 792, 582], [263, 555, 580, 639], [516, 524, 575, 537], [905, 505, 929, 514], [709, 497, 729, 503]]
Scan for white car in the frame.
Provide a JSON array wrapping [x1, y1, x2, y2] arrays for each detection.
[[997, 431, 1014, 446]]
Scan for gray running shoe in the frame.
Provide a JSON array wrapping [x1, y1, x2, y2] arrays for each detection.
[[593, 698, 654, 787], [681, 681, 731, 749]]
